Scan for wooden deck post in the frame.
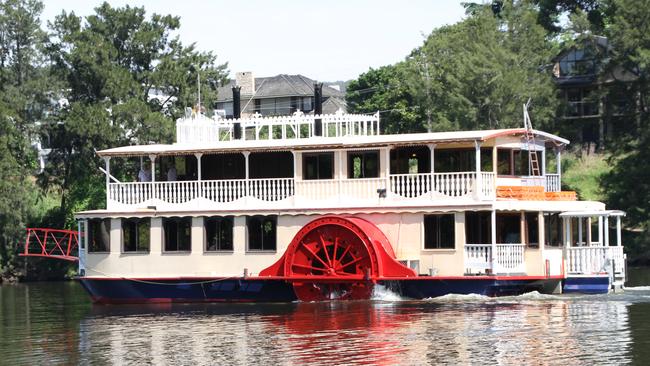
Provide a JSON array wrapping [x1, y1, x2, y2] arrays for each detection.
[[475, 140, 482, 199]]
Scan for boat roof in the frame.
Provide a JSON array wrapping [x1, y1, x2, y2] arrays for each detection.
[[97, 128, 569, 158]]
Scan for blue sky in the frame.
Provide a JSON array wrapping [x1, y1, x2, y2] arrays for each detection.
[[41, 0, 467, 81]]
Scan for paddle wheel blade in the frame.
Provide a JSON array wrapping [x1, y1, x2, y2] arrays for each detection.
[[20, 228, 80, 262]]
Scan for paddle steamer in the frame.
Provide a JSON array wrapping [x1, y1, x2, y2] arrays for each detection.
[[23, 91, 626, 302]]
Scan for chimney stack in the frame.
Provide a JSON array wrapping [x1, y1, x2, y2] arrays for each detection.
[[314, 82, 323, 136], [235, 72, 255, 96], [232, 86, 242, 139]]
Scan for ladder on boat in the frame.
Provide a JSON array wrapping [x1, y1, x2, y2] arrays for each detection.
[[523, 100, 541, 176]]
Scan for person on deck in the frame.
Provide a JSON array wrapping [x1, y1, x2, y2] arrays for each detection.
[[167, 162, 177, 181], [138, 167, 151, 182]]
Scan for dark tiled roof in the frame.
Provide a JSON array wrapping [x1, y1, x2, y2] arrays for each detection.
[[216, 74, 344, 102]]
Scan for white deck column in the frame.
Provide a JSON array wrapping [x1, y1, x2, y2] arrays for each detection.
[[429, 144, 436, 199], [598, 216, 604, 246], [578, 217, 583, 245], [564, 217, 571, 247], [604, 216, 609, 247], [491, 210, 497, 273], [616, 216, 622, 246], [195, 153, 203, 181], [475, 140, 482, 199], [383, 147, 390, 198], [103, 157, 111, 192], [244, 151, 250, 198], [555, 148, 562, 183], [542, 148, 546, 176], [149, 155, 157, 183]]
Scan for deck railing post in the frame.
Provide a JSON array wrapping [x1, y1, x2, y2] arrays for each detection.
[[474, 140, 482, 200], [491, 209, 497, 274]]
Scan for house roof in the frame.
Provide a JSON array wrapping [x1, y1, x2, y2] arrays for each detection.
[[216, 74, 344, 102], [97, 128, 569, 158]]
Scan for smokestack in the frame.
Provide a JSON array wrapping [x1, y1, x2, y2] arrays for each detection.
[[314, 82, 323, 136], [232, 86, 242, 139]]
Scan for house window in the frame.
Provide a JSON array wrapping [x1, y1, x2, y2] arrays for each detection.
[[122, 218, 150, 252], [163, 217, 192, 252], [254, 99, 261, 114], [348, 151, 379, 178], [205, 216, 234, 251], [424, 214, 455, 249], [303, 152, 334, 180], [564, 88, 599, 118], [465, 212, 491, 244], [558, 48, 597, 77], [88, 218, 111, 253], [497, 149, 541, 176], [544, 213, 563, 247], [247, 216, 277, 251], [525, 213, 539, 247]]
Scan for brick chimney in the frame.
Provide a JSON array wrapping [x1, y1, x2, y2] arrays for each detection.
[[235, 71, 255, 96]]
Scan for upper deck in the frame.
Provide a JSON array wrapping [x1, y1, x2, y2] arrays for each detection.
[[97, 111, 572, 213]]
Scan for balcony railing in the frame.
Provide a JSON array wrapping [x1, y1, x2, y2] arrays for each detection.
[[107, 172, 495, 209], [464, 244, 526, 274], [566, 246, 625, 277], [519, 174, 561, 192]]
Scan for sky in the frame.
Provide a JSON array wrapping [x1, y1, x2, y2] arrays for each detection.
[[40, 0, 468, 82]]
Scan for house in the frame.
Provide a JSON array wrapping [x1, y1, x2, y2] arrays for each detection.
[[552, 35, 638, 150], [215, 72, 346, 118]]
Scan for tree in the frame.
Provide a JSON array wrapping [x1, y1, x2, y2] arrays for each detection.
[[346, 63, 424, 134], [406, 1, 559, 132], [42, 2, 229, 226]]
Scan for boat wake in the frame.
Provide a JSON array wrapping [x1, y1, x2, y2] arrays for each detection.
[[371, 284, 405, 301], [623, 286, 650, 291]]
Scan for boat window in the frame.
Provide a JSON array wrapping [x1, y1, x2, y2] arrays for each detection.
[[525, 213, 539, 247], [247, 215, 277, 251], [348, 150, 379, 178], [390, 146, 430, 174], [497, 149, 542, 176], [249, 152, 294, 178], [496, 213, 521, 244], [434, 148, 492, 173], [163, 217, 192, 252], [205, 216, 234, 251], [201, 153, 245, 180], [424, 214, 455, 249], [303, 152, 334, 180], [122, 218, 150, 252], [544, 213, 563, 247], [465, 212, 491, 244], [88, 218, 111, 253]]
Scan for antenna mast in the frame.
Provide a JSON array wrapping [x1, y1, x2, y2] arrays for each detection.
[[523, 99, 541, 176]]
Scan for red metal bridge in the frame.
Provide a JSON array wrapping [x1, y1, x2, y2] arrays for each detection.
[[20, 228, 80, 262]]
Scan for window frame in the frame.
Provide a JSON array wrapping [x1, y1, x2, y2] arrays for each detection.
[[423, 214, 456, 250], [246, 215, 277, 252], [204, 216, 234, 252], [347, 150, 380, 179], [162, 217, 192, 253], [302, 152, 335, 180], [88, 218, 111, 253], [122, 218, 151, 253]]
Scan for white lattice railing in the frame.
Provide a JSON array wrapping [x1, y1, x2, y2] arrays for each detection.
[[432, 172, 475, 197], [480, 172, 495, 198], [248, 178, 294, 201], [390, 173, 431, 198], [464, 244, 526, 274], [567, 246, 626, 276], [175, 111, 380, 144]]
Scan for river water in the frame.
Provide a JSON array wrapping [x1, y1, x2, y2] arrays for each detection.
[[2, 269, 650, 366]]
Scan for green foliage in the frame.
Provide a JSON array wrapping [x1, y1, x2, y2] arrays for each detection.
[[41, 2, 229, 228], [346, 63, 424, 134], [561, 152, 610, 201]]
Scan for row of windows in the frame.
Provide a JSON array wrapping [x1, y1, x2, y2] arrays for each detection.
[[88, 216, 277, 253], [90, 212, 565, 253], [424, 212, 562, 249]]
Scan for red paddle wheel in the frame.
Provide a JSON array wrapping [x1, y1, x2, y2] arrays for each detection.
[[260, 216, 416, 301]]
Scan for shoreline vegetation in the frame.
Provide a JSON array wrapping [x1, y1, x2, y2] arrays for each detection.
[[3, 0, 650, 282]]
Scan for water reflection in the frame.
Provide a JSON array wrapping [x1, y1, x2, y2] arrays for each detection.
[[2, 282, 650, 365]]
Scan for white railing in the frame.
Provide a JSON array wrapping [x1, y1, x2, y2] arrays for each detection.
[[465, 244, 492, 273], [248, 178, 294, 201], [390, 173, 431, 198], [175, 111, 380, 144], [464, 244, 526, 274], [339, 178, 386, 200], [567, 246, 626, 276], [522, 175, 546, 187], [201, 179, 246, 202], [546, 173, 561, 192], [480, 172, 495, 198], [294, 179, 339, 201], [432, 172, 475, 197]]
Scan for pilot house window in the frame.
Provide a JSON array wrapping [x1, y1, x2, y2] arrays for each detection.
[[424, 214, 455, 249]]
